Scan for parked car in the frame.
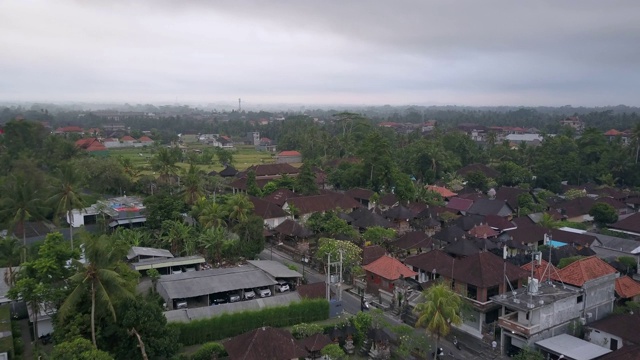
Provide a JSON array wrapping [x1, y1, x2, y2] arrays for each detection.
[[171, 267, 183, 275], [275, 280, 290, 293], [175, 299, 188, 309], [228, 292, 241, 303], [210, 294, 227, 305], [244, 288, 256, 300], [257, 287, 271, 298]]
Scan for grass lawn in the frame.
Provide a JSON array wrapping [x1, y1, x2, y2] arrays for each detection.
[[107, 144, 276, 177]]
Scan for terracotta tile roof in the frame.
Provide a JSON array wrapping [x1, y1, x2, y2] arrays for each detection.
[[552, 256, 617, 287], [138, 136, 153, 142], [278, 150, 301, 157], [362, 245, 386, 265], [604, 129, 624, 136], [404, 249, 455, 274], [121, 135, 135, 141], [468, 224, 499, 238], [521, 259, 557, 282], [588, 312, 640, 345], [615, 276, 640, 299], [363, 255, 417, 281], [454, 251, 529, 288], [224, 326, 308, 360], [58, 126, 84, 132], [426, 185, 458, 198], [446, 197, 474, 212], [610, 213, 640, 234]]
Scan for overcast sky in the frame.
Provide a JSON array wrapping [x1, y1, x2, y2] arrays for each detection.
[[1, 1, 639, 107]]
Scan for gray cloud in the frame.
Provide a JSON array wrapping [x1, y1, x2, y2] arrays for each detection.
[[0, 0, 638, 106]]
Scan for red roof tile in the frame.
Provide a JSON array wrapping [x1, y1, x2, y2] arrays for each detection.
[[468, 224, 499, 238], [426, 185, 458, 198], [224, 327, 308, 360], [362, 245, 386, 265], [138, 136, 153, 142], [363, 255, 417, 281], [278, 150, 302, 157], [121, 135, 135, 141], [552, 256, 617, 287], [615, 276, 640, 299], [521, 259, 557, 282], [604, 129, 623, 136]]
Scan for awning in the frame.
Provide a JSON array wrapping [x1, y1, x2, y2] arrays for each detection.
[[108, 217, 147, 227], [535, 334, 611, 360]]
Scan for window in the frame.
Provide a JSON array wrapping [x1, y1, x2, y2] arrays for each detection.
[[577, 295, 583, 303], [487, 286, 500, 298], [467, 285, 478, 300], [525, 312, 530, 321]]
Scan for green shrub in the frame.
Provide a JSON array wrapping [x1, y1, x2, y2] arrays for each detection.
[[169, 299, 329, 346], [291, 323, 323, 339], [191, 342, 226, 360]]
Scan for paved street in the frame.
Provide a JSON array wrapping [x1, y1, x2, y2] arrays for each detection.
[[260, 246, 510, 360]]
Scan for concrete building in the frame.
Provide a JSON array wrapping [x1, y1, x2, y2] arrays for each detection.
[[68, 196, 147, 229]]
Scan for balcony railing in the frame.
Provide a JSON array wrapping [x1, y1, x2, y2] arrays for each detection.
[[497, 312, 539, 337]]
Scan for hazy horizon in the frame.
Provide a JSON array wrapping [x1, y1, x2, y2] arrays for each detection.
[[2, 1, 639, 107]]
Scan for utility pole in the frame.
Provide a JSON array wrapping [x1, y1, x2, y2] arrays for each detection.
[[326, 250, 344, 301]]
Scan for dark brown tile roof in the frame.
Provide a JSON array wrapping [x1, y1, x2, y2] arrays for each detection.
[[456, 163, 500, 179], [549, 229, 599, 247], [454, 251, 528, 288], [224, 326, 308, 360], [444, 238, 481, 257], [598, 345, 640, 360], [297, 282, 329, 299], [379, 193, 398, 207], [352, 211, 394, 229], [433, 225, 466, 243], [610, 212, 640, 234], [229, 177, 271, 191], [468, 224, 499, 238], [485, 215, 517, 231], [551, 196, 596, 219], [363, 255, 418, 281], [404, 249, 455, 274], [446, 197, 474, 212], [453, 214, 485, 231], [243, 163, 300, 178], [495, 187, 529, 210], [345, 187, 375, 201], [467, 199, 513, 217], [390, 231, 433, 250], [274, 219, 312, 238], [587, 312, 640, 345], [297, 333, 332, 353], [250, 196, 288, 219], [362, 245, 386, 265], [505, 223, 548, 244], [263, 188, 298, 207], [596, 196, 630, 210], [384, 205, 416, 220], [218, 165, 238, 177]]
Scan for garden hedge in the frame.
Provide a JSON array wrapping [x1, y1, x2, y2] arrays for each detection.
[[169, 298, 329, 346]]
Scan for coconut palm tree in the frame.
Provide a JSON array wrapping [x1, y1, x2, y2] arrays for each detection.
[[180, 164, 205, 205], [160, 220, 193, 255], [58, 234, 135, 347], [226, 194, 254, 225], [414, 283, 463, 359], [0, 174, 45, 261], [0, 237, 21, 286], [48, 164, 87, 250]]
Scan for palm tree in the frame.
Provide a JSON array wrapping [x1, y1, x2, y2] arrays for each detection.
[[160, 220, 193, 255], [48, 164, 86, 250], [226, 194, 254, 225], [180, 164, 205, 205], [151, 147, 179, 178], [414, 283, 463, 359], [0, 237, 21, 286], [58, 234, 135, 347], [0, 174, 45, 261], [198, 226, 226, 263], [199, 201, 227, 228], [538, 213, 560, 229]]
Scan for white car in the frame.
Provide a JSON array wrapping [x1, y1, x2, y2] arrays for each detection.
[[275, 280, 290, 293], [244, 289, 256, 300], [257, 287, 271, 298]]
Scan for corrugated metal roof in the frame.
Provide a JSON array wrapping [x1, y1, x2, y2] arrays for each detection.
[[130, 255, 205, 271], [158, 266, 277, 299], [247, 260, 303, 279], [127, 246, 174, 260]]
